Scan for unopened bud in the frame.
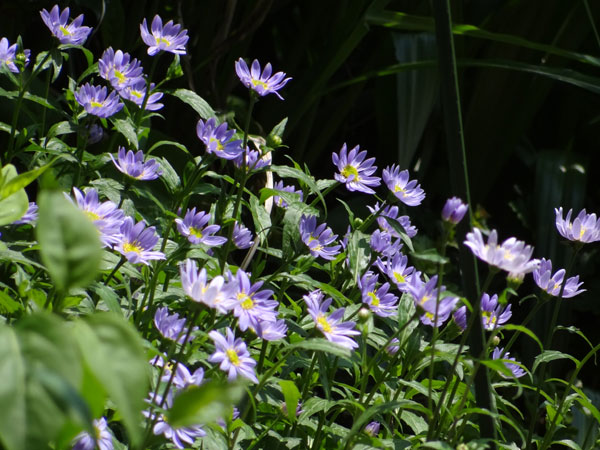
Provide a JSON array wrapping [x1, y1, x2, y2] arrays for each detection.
[[491, 335, 501, 347]]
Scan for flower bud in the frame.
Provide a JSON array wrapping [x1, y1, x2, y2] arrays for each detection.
[[441, 197, 468, 225], [491, 335, 501, 347]]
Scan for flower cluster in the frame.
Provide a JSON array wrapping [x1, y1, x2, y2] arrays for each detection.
[[0, 38, 30, 73]]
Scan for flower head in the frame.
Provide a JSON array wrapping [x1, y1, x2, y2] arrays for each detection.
[[368, 203, 418, 238], [0, 38, 29, 73], [533, 258, 585, 298], [304, 290, 360, 350], [110, 147, 162, 180], [359, 272, 399, 317], [235, 58, 291, 100], [208, 328, 258, 383], [75, 83, 123, 118], [364, 421, 380, 437], [375, 252, 415, 293], [442, 197, 468, 224], [154, 307, 196, 344], [273, 181, 303, 208], [175, 208, 227, 246], [40, 5, 92, 45], [70, 187, 123, 247], [555, 207, 600, 243], [453, 306, 467, 331], [299, 215, 341, 260], [332, 143, 381, 194], [179, 259, 230, 313], [140, 15, 189, 56], [480, 293, 512, 330], [12, 202, 38, 225], [233, 148, 271, 171], [72, 417, 113, 450], [196, 118, 243, 160], [464, 228, 540, 275], [492, 347, 526, 378], [98, 48, 144, 90], [406, 274, 458, 327], [232, 222, 254, 249], [382, 165, 425, 206], [119, 79, 164, 111], [370, 230, 403, 258], [114, 217, 165, 265], [254, 318, 288, 341]]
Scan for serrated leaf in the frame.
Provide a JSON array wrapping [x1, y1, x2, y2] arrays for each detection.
[[112, 118, 138, 149]]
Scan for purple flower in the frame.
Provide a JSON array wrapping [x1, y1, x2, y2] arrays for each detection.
[[75, 83, 123, 118], [119, 79, 164, 111], [72, 417, 113, 450], [533, 258, 585, 298], [406, 274, 458, 327], [273, 180, 303, 208], [386, 338, 400, 355], [480, 293, 512, 330], [145, 393, 205, 449], [234, 148, 271, 171], [555, 207, 600, 243], [304, 290, 360, 350], [140, 15, 189, 56], [0, 38, 29, 73], [453, 306, 467, 331], [98, 47, 144, 90], [225, 269, 278, 332], [442, 197, 468, 224], [368, 203, 418, 238], [299, 215, 341, 260], [114, 217, 165, 265], [464, 228, 540, 275], [208, 328, 258, 383], [235, 58, 291, 100], [375, 253, 415, 293], [70, 187, 123, 247], [196, 118, 243, 160], [12, 202, 38, 225], [364, 421, 380, 437], [492, 347, 526, 378], [154, 307, 196, 344], [87, 123, 104, 144], [281, 400, 303, 418], [370, 230, 403, 258], [179, 259, 230, 313], [232, 222, 254, 249], [254, 318, 288, 341], [382, 165, 425, 206], [40, 5, 92, 45], [169, 364, 204, 389], [359, 272, 399, 318], [332, 143, 381, 194], [175, 208, 227, 246], [110, 147, 162, 180]]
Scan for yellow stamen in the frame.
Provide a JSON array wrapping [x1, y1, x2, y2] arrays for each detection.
[[226, 349, 240, 366], [393, 272, 405, 284], [59, 25, 72, 36], [85, 210, 100, 221], [341, 164, 360, 180], [316, 315, 332, 333], [189, 227, 203, 239], [123, 242, 142, 254], [156, 36, 171, 46], [90, 101, 104, 108], [114, 69, 127, 84], [367, 291, 380, 306], [251, 79, 269, 90]]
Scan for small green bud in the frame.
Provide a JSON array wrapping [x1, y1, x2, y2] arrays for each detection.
[[267, 134, 282, 148], [491, 335, 501, 347]]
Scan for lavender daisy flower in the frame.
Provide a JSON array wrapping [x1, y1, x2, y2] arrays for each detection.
[[254, 318, 288, 341], [555, 207, 600, 243], [234, 148, 271, 171], [169, 364, 204, 389], [464, 228, 540, 275], [359, 272, 399, 317], [273, 180, 303, 208], [75, 83, 123, 118], [208, 328, 258, 383], [196, 118, 243, 160], [175, 208, 227, 246], [480, 293, 512, 330], [0, 38, 29, 73], [154, 307, 197, 344], [385, 338, 400, 355], [375, 253, 415, 293], [407, 274, 458, 327], [179, 259, 231, 313], [442, 197, 468, 224], [364, 421, 380, 437], [114, 217, 165, 265], [332, 143, 381, 194], [72, 417, 113, 450], [370, 230, 403, 258], [140, 15, 188, 56], [299, 215, 341, 260], [111, 147, 162, 180], [70, 187, 123, 247], [304, 290, 360, 350], [453, 306, 467, 331], [368, 203, 418, 238], [145, 393, 205, 449], [98, 47, 144, 90], [119, 79, 164, 111], [492, 347, 526, 378], [225, 269, 278, 332], [233, 222, 254, 249], [235, 58, 291, 100], [12, 202, 38, 225], [382, 165, 425, 206], [40, 5, 92, 45], [533, 258, 585, 298]]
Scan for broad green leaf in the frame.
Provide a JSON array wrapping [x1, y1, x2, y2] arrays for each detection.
[[0, 325, 26, 450], [0, 165, 28, 226], [167, 380, 245, 428], [147, 140, 189, 155], [112, 118, 138, 149], [249, 194, 272, 244], [532, 350, 580, 373], [279, 380, 301, 422], [156, 156, 181, 193], [36, 190, 102, 292], [410, 248, 449, 265], [347, 230, 370, 283], [0, 160, 55, 199], [169, 88, 216, 119], [288, 338, 351, 359]]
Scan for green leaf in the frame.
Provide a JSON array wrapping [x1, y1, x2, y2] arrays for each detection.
[[166, 54, 184, 80], [279, 380, 301, 422], [0, 164, 28, 226], [271, 165, 328, 214], [167, 380, 245, 428], [288, 338, 352, 359], [112, 118, 139, 149], [156, 156, 181, 193], [0, 325, 26, 450], [168, 89, 216, 119], [147, 140, 189, 156], [36, 190, 102, 292], [347, 230, 370, 283], [410, 248, 449, 265], [249, 195, 272, 244], [532, 350, 580, 373], [0, 160, 55, 199], [73, 314, 149, 445]]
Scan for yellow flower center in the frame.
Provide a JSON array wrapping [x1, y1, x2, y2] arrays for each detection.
[[189, 227, 203, 239], [59, 25, 72, 36], [425, 311, 434, 320], [341, 164, 359, 180], [579, 227, 587, 239], [503, 250, 514, 261], [368, 291, 380, 306], [394, 185, 405, 194], [226, 349, 240, 366], [251, 79, 269, 90], [209, 137, 224, 152], [90, 101, 104, 108], [85, 210, 100, 221], [123, 242, 142, 254], [156, 36, 171, 46], [238, 293, 254, 310], [114, 69, 127, 84], [131, 90, 143, 99], [316, 315, 332, 333], [482, 310, 497, 326], [393, 272, 406, 284]]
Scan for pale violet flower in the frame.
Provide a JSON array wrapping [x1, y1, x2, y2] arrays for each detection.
[[75, 83, 123, 118], [208, 328, 258, 383], [304, 290, 359, 350], [382, 165, 425, 206], [235, 58, 291, 99], [332, 143, 380, 194], [0, 37, 30, 73], [98, 47, 144, 90], [442, 197, 468, 224], [179, 259, 230, 313], [492, 347, 526, 378], [140, 15, 188, 56], [40, 5, 92, 45], [533, 258, 585, 298], [110, 147, 162, 180], [72, 417, 113, 450], [70, 187, 123, 247], [480, 293, 512, 330], [555, 207, 600, 243], [114, 217, 165, 265], [175, 208, 227, 247], [299, 215, 341, 260]]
